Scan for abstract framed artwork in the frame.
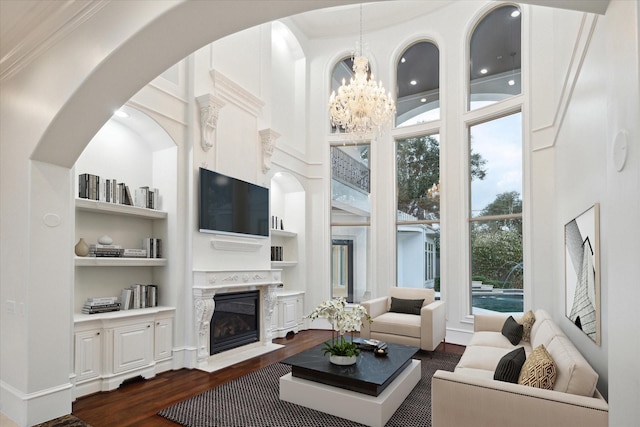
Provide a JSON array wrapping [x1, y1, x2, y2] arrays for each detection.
[[564, 203, 601, 345]]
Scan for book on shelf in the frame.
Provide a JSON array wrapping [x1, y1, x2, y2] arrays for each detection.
[[120, 288, 133, 310], [85, 296, 118, 305], [143, 238, 162, 258], [123, 248, 147, 258], [124, 284, 159, 309]]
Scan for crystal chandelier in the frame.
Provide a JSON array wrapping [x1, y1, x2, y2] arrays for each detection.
[[328, 5, 395, 138]]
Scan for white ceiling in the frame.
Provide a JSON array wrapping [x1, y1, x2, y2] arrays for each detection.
[[1, 0, 610, 81]]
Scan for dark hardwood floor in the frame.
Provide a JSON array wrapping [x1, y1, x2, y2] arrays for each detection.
[[72, 330, 464, 427]]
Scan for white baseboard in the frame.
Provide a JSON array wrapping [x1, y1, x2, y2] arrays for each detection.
[[171, 346, 198, 369], [1, 380, 72, 427]]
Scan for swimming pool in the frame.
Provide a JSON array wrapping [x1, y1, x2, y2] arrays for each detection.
[[472, 293, 523, 313]]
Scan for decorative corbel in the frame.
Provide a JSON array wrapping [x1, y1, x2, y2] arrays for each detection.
[[196, 94, 225, 152], [259, 128, 281, 173]]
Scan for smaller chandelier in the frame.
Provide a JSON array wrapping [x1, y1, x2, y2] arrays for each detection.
[[328, 5, 395, 138]]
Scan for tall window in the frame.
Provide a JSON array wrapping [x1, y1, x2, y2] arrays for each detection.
[[396, 41, 440, 126], [396, 134, 440, 291], [469, 5, 521, 110], [331, 143, 371, 303], [469, 113, 523, 313]]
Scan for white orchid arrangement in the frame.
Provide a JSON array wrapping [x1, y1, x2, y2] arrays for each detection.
[[307, 297, 371, 357]]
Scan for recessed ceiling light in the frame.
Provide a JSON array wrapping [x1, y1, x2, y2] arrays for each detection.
[[410, 80, 417, 85], [401, 57, 406, 63], [511, 10, 521, 18], [420, 98, 427, 103], [480, 68, 488, 74], [114, 110, 128, 118], [508, 79, 515, 86]]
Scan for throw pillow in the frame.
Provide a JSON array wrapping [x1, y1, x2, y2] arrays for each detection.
[[518, 310, 536, 342], [494, 347, 527, 383], [501, 315, 524, 345], [518, 344, 557, 390], [389, 297, 424, 315]]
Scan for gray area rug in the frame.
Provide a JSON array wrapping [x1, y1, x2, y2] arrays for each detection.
[[158, 351, 461, 427], [33, 415, 92, 427]]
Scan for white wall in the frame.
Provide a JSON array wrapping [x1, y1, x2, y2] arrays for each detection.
[[2, 0, 640, 425]]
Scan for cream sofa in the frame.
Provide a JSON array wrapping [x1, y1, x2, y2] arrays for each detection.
[[432, 309, 608, 427], [360, 287, 445, 352]]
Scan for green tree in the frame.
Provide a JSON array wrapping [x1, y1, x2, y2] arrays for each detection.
[[471, 191, 523, 289], [396, 136, 487, 220], [479, 191, 523, 234]]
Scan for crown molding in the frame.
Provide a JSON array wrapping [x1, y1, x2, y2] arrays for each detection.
[[209, 69, 264, 118], [1, 1, 109, 82]]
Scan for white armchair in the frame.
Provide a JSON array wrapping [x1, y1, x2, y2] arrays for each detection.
[[360, 287, 445, 352]]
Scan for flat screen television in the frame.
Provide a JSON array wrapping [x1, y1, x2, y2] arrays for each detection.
[[199, 167, 269, 238]]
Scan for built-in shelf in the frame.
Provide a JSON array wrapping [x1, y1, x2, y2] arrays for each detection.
[[75, 257, 167, 267], [76, 198, 167, 219], [271, 261, 298, 268], [271, 229, 297, 238], [74, 306, 175, 323]]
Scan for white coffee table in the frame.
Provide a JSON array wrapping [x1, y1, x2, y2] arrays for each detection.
[[280, 358, 421, 427]]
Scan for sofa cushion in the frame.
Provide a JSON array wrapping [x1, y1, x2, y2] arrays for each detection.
[[468, 332, 534, 355], [369, 312, 421, 338], [389, 297, 424, 315], [547, 336, 599, 397], [518, 310, 536, 342], [456, 345, 516, 372], [531, 317, 565, 349], [494, 347, 527, 383], [501, 315, 523, 345], [518, 344, 557, 390]]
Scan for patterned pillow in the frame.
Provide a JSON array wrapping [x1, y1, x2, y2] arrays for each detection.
[[518, 344, 557, 390], [518, 310, 536, 342], [501, 315, 523, 345], [494, 347, 526, 383]]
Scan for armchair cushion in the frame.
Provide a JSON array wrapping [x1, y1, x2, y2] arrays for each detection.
[[389, 297, 424, 315]]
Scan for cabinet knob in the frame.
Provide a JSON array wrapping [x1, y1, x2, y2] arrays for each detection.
[[147, 324, 151, 328], [96, 332, 100, 336], [157, 322, 160, 326]]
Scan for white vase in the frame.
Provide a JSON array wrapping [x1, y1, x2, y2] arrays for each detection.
[[329, 355, 357, 366]]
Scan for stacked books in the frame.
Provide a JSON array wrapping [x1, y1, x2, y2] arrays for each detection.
[[134, 186, 159, 209], [271, 246, 283, 261], [120, 284, 158, 310], [90, 244, 125, 257], [82, 297, 121, 314], [87, 244, 148, 258]]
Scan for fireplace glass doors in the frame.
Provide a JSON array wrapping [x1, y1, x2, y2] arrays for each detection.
[[210, 290, 260, 355]]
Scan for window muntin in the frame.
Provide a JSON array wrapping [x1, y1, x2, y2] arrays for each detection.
[[469, 112, 523, 313], [469, 5, 521, 110], [396, 41, 440, 126]]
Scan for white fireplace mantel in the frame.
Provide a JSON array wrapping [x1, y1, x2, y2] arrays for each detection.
[[193, 269, 283, 372]]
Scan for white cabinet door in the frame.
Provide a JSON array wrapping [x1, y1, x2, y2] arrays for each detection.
[[112, 322, 153, 373], [75, 329, 102, 382], [154, 318, 173, 361], [281, 297, 298, 329]]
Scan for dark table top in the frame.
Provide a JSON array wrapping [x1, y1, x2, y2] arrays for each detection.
[[281, 340, 419, 396]]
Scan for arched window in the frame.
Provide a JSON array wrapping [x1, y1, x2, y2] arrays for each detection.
[[396, 41, 440, 126], [469, 5, 521, 110]]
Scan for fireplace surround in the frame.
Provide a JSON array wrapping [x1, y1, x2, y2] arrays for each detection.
[[193, 269, 283, 372]]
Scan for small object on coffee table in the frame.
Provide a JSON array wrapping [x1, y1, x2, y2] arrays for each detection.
[[375, 343, 388, 357]]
